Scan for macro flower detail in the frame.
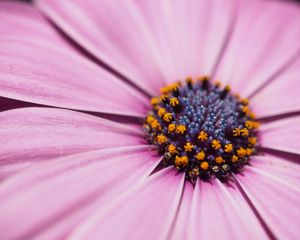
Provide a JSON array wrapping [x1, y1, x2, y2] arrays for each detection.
[[144, 77, 258, 181], [0, 0, 300, 240]]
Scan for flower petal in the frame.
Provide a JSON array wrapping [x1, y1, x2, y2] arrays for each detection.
[[214, 0, 300, 97], [0, 1, 68, 47], [0, 107, 144, 179], [251, 154, 300, 185], [35, 0, 238, 94], [251, 59, 300, 118], [187, 179, 268, 240], [236, 165, 300, 240], [68, 168, 185, 240], [168, 182, 194, 240], [260, 116, 300, 155], [0, 146, 160, 240], [0, 36, 148, 117]]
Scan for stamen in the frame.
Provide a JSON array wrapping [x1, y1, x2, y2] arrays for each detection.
[[144, 76, 259, 182]]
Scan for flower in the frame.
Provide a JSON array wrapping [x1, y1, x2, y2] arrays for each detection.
[[0, 0, 300, 239]]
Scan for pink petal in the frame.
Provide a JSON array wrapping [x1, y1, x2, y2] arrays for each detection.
[[0, 37, 148, 117], [36, 0, 238, 94], [187, 179, 268, 240], [68, 168, 185, 240], [235, 165, 300, 239], [251, 58, 300, 118], [260, 116, 300, 155], [214, 0, 300, 98], [0, 107, 145, 179], [250, 154, 300, 185], [0, 146, 160, 240], [0, 1, 68, 47], [169, 182, 194, 240]]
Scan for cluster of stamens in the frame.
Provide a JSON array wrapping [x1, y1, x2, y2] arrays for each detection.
[[144, 76, 259, 182]]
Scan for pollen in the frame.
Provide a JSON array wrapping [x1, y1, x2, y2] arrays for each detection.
[[168, 144, 177, 154], [231, 155, 239, 163], [157, 134, 167, 144], [151, 97, 160, 106], [211, 139, 221, 150], [245, 120, 253, 129], [224, 144, 233, 153], [175, 155, 189, 168], [241, 128, 249, 137], [176, 125, 187, 134], [168, 123, 176, 133], [248, 137, 257, 145], [184, 142, 194, 152], [200, 161, 209, 170], [215, 156, 225, 164], [157, 108, 166, 117], [196, 151, 205, 161], [144, 76, 259, 182], [232, 128, 241, 136], [163, 113, 172, 122], [146, 115, 155, 124], [150, 119, 160, 129], [170, 97, 179, 107], [237, 147, 247, 158], [242, 106, 250, 115], [198, 131, 208, 141]]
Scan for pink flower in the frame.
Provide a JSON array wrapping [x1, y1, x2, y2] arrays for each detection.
[[0, 0, 300, 239]]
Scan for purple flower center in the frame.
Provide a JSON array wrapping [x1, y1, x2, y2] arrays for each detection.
[[144, 76, 259, 182]]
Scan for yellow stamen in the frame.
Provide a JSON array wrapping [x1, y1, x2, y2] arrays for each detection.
[[241, 98, 249, 105], [231, 155, 239, 163], [176, 125, 186, 134], [160, 86, 169, 94], [198, 131, 208, 141], [150, 97, 159, 105], [215, 156, 224, 164], [181, 156, 189, 166], [224, 143, 233, 153], [175, 155, 188, 167], [186, 77, 193, 84], [168, 123, 176, 133], [150, 119, 160, 129], [249, 112, 256, 119], [246, 148, 253, 155], [156, 134, 167, 144], [224, 85, 231, 92], [170, 97, 179, 107], [196, 151, 205, 161], [200, 161, 209, 170], [248, 137, 257, 145], [237, 147, 247, 157], [168, 144, 177, 154], [184, 142, 194, 152], [211, 139, 221, 150], [163, 113, 172, 122], [215, 81, 221, 87], [242, 106, 250, 115], [241, 128, 249, 136], [174, 156, 182, 167], [245, 121, 253, 129], [232, 128, 241, 136], [146, 115, 155, 124], [252, 121, 260, 129], [160, 95, 168, 102], [157, 108, 166, 117]]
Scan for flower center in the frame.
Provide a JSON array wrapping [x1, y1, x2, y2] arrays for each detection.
[[144, 76, 259, 182]]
